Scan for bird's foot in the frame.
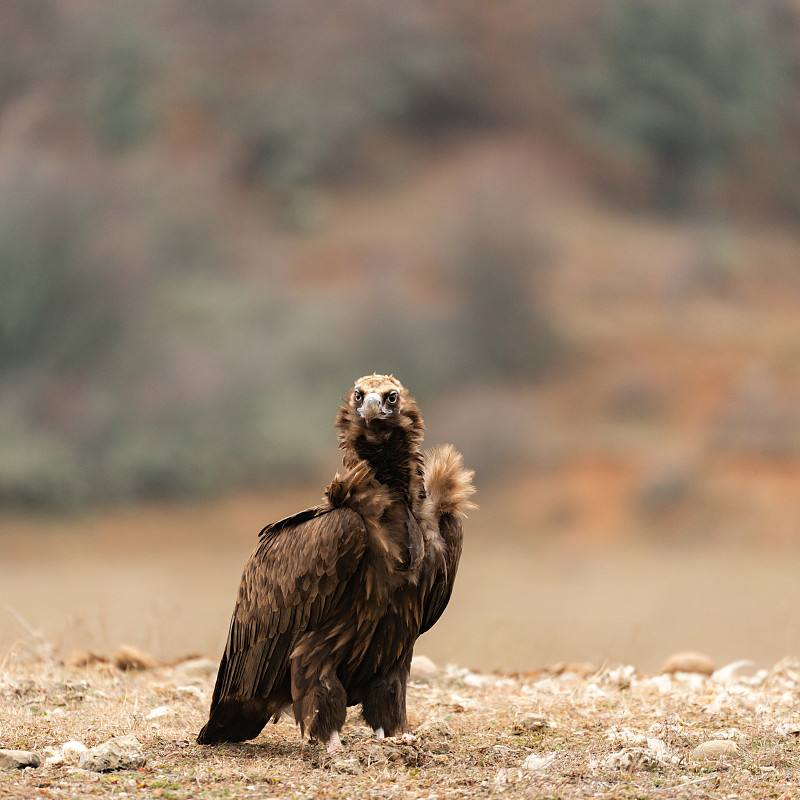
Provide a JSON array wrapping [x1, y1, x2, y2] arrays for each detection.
[[326, 730, 343, 754], [374, 727, 385, 740]]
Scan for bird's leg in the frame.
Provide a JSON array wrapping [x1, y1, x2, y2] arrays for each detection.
[[292, 660, 347, 753], [361, 671, 408, 738], [327, 730, 343, 754]]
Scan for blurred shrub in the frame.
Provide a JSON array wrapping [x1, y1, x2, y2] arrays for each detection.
[[0, 184, 120, 371], [605, 366, 668, 423], [366, 36, 486, 133], [0, 423, 86, 508], [712, 367, 800, 457], [571, 0, 786, 211], [447, 199, 561, 381], [89, 27, 158, 151], [213, 4, 488, 212], [634, 465, 693, 518], [0, 0, 55, 108], [95, 419, 229, 501]]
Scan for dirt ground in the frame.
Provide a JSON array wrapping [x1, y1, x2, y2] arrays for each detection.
[[2, 490, 800, 674], [1, 651, 799, 799]]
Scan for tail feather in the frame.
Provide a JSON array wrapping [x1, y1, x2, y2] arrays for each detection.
[[197, 697, 269, 744], [423, 444, 476, 517]]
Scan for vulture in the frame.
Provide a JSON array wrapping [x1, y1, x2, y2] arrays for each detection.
[[197, 373, 475, 752]]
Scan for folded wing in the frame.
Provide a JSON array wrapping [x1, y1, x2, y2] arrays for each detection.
[[198, 505, 367, 743], [419, 511, 464, 636]]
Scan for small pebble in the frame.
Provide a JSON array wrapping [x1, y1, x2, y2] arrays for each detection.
[[691, 740, 739, 760], [65, 652, 110, 668], [115, 644, 159, 671], [660, 652, 715, 676], [512, 713, 553, 735], [174, 685, 205, 702], [78, 735, 146, 772], [551, 661, 598, 678], [171, 657, 218, 680]]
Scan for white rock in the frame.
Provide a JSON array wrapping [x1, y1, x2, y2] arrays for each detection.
[[602, 664, 636, 689], [330, 755, 361, 775], [605, 727, 646, 747], [493, 767, 523, 785], [582, 684, 608, 700], [114, 644, 158, 671], [522, 753, 555, 772], [772, 657, 800, 682], [410, 655, 439, 683], [415, 718, 454, 739], [602, 749, 645, 772], [641, 673, 675, 694], [660, 651, 715, 676], [0, 749, 41, 769], [645, 738, 678, 765], [777, 690, 798, 708], [712, 660, 755, 684], [774, 722, 800, 739], [601, 738, 675, 773], [63, 741, 88, 764], [174, 685, 205, 703], [447, 692, 476, 711], [171, 657, 218, 680], [78, 735, 146, 772], [146, 706, 170, 720], [44, 741, 87, 766], [462, 671, 490, 688], [690, 740, 739, 760], [741, 669, 769, 686], [531, 677, 560, 695]]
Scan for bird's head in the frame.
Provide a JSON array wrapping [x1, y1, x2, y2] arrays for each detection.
[[336, 373, 424, 450]]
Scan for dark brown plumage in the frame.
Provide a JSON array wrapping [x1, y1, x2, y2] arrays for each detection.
[[197, 374, 475, 752]]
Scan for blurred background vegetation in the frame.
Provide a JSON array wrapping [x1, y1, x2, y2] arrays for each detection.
[[2, 0, 800, 546]]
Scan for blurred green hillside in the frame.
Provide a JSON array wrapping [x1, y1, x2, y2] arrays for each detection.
[[3, 0, 800, 533]]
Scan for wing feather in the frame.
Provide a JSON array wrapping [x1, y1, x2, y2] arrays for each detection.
[[419, 511, 463, 635], [208, 505, 367, 711]]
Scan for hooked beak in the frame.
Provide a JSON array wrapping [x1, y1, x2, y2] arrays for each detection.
[[358, 392, 390, 426]]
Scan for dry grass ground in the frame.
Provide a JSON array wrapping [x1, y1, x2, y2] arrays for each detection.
[[2, 651, 799, 799]]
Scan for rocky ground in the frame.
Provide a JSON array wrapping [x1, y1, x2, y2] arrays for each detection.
[[1, 648, 799, 799]]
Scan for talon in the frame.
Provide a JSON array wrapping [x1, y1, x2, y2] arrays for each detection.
[[327, 730, 343, 754]]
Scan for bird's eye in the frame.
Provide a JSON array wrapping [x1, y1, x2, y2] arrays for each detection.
[[354, 389, 363, 403], [386, 391, 398, 404]]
